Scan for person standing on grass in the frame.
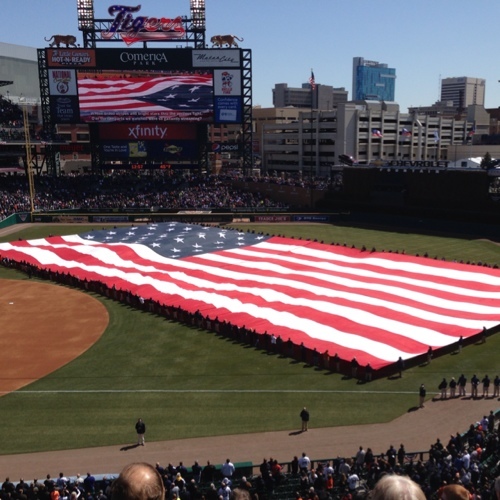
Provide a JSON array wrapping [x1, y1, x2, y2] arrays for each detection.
[[419, 384, 426, 408], [482, 375, 491, 398], [471, 374, 479, 399], [494, 375, 500, 398], [300, 407, 310, 432], [458, 374, 467, 397], [135, 418, 146, 446], [439, 378, 448, 400]]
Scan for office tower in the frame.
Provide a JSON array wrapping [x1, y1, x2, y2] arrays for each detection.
[[352, 57, 396, 101], [440, 77, 485, 110]]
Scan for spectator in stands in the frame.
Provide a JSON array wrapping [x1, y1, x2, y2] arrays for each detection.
[[232, 488, 251, 500], [201, 461, 216, 483], [298, 452, 311, 472], [355, 446, 366, 471], [191, 461, 202, 483], [495, 476, 500, 500], [439, 484, 470, 500], [84, 473, 96, 494], [111, 462, 164, 500], [397, 444, 406, 466], [370, 474, 425, 500], [217, 478, 231, 500], [221, 458, 235, 480]]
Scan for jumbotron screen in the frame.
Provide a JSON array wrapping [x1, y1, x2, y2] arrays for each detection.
[[77, 69, 213, 123], [44, 47, 244, 125]]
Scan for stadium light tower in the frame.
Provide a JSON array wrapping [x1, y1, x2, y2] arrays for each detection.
[[77, 0, 94, 29], [190, 0, 206, 48], [77, 0, 95, 48], [190, 0, 206, 29]]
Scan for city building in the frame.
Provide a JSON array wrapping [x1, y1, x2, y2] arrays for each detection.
[[272, 83, 348, 110], [261, 101, 483, 176], [352, 57, 396, 102], [252, 106, 308, 157], [408, 101, 459, 118], [440, 77, 485, 110], [0, 42, 40, 102]]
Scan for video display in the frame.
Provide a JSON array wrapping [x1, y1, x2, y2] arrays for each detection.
[[44, 48, 244, 125], [77, 70, 213, 123]]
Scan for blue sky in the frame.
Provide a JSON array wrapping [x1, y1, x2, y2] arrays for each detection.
[[2, 0, 500, 111]]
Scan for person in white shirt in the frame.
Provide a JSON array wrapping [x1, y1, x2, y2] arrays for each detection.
[[347, 473, 360, 491], [298, 452, 311, 472], [355, 446, 366, 471], [221, 459, 235, 479]]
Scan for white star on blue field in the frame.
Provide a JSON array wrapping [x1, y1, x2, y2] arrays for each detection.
[[81, 222, 269, 259]]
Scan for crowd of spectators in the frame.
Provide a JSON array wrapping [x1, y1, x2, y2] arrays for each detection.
[[238, 173, 334, 191], [0, 172, 289, 219], [0, 95, 23, 129], [1, 409, 500, 500]]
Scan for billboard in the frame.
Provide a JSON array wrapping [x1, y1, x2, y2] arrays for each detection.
[[44, 48, 244, 125], [97, 123, 202, 167]]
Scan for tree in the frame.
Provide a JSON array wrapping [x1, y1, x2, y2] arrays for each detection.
[[480, 152, 494, 169]]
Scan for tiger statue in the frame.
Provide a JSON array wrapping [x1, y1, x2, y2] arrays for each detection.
[[210, 35, 244, 48], [44, 35, 78, 48]]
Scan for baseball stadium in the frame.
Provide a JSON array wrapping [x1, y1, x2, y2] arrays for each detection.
[[1, 2, 500, 500]]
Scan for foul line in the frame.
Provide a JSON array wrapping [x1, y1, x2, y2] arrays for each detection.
[[0, 389, 423, 395]]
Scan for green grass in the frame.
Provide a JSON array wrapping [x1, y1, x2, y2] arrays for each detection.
[[0, 222, 499, 454]]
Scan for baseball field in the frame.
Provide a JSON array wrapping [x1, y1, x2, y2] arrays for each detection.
[[0, 220, 499, 477]]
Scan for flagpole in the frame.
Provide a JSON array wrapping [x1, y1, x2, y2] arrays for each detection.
[[309, 69, 315, 210]]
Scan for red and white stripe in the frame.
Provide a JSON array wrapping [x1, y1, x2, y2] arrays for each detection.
[[1, 235, 499, 369]]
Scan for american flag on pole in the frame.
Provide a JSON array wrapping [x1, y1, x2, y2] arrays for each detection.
[[1, 222, 499, 370], [309, 70, 316, 91], [372, 128, 383, 138]]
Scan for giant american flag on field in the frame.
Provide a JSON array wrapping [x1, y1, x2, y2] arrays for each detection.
[[1, 222, 499, 369]]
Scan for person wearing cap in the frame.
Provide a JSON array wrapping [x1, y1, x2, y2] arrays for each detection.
[[218, 479, 231, 500]]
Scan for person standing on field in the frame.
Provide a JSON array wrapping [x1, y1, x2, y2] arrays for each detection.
[[419, 384, 426, 408], [300, 407, 310, 432], [136, 418, 146, 446]]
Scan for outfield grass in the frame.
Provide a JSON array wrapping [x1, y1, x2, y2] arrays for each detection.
[[0, 222, 499, 455]]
